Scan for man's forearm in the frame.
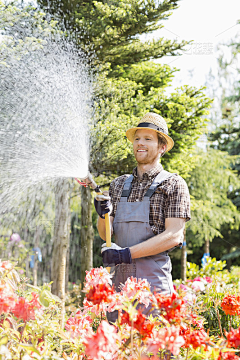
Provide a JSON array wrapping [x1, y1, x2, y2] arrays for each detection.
[[129, 220, 184, 259]]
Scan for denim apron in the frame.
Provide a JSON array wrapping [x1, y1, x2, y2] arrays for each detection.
[[107, 170, 174, 323]]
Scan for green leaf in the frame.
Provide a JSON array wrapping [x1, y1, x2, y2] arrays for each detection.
[[0, 335, 8, 346], [19, 344, 41, 356]]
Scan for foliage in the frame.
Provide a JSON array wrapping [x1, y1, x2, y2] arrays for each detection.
[[0, 0, 58, 65], [36, 0, 189, 68], [1, 260, 240, 359], [186, 148, 240, 246], [186, 257, 228, 280], [91, 69, 212, 180], [182, 258, 240, 336], [203, 33, 240, 264]]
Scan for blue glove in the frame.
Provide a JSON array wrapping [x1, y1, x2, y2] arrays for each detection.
[[101, 243, 132, 267], [94, 194, 112, 219]]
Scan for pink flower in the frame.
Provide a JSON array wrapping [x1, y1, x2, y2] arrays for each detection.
[[0, 260, 12, 271], [120, 277, 153, 307], [107, 292, 124, 313], [84, 267, 112, 291], [179, 284, 188, 291], [193, 277, 202, 282], [147, 326, 185, 356], [65, 310, 93, 340], [204, 277, 212, 283], [191, 281, 205, 292], [84, 321, 120, 360], [183, 292, 197, 304], [10, 233, 21, 243]]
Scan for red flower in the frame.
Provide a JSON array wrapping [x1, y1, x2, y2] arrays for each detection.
[[12, 298, 35, 321], [86, 283, 115, 305], [12, 292, 41, 322], [187, 312, 204, 329], [184, 329, 209, 349], [0, 260, 12, 270], [147, 326, 185, 356], [155, 293, 185, 324], [218, 351, 240, 360], [221, 295, 240, 316], [84, 320, 120, 360], [0, 284, 17, 315], [227, 328, 240, 349], [120, 310, 154, 340]]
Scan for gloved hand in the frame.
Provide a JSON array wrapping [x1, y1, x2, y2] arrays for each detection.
[[101, 242, 123, 253], [101, 243, 132, 267], [94, 192, 112, 219]]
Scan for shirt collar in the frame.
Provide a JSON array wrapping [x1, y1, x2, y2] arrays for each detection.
[[132, 163, 163, 180]]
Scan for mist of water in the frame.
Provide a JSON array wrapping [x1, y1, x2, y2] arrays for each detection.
[[0, 37, 92, 215]]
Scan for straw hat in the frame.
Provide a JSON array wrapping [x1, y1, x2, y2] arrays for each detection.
[[126, 112, 174, 152]]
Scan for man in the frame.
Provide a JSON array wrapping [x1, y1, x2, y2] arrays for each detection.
[[94, 112, 191, 321]]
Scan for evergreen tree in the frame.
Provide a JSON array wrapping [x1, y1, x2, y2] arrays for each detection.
[[170, 148, 240, 278], [207, 33, 240, 267], [36, 0, 213, 283], [37, 0, 188, 68]]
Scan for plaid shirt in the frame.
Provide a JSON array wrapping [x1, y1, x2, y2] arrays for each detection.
[[109, 163, 191, 235]]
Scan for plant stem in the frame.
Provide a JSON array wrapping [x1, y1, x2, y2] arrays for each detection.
[[229, 315, 232, 331], [186, 347, 189, 360], [19, 322, 26, 343], [131, 319, 133, 356], [216, 308, 223, 338]]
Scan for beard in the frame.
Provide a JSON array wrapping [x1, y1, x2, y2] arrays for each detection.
[[135, 151, 160, 165]]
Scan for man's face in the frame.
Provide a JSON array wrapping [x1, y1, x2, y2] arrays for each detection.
[[133, 129, 165, 165]]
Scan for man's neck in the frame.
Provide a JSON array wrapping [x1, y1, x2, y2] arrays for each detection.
[[137, 161, 160, 179]]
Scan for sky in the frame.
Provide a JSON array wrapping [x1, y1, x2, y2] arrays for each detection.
[[150, 0, 240, 91]]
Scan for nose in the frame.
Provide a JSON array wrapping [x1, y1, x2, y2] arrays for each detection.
[[137, 137, 146, 146]]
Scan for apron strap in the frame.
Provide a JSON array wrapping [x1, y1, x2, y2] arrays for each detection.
[[120, 175, 134, 199], [120, 170, 174, 200], [144, 170, 174, 198]]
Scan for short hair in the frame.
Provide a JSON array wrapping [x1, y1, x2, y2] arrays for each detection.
[[157, 133, 167, 157]]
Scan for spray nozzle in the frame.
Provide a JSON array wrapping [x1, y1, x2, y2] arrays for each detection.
[[75, 173, 101, 193]]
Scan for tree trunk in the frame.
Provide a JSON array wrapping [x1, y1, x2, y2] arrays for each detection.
[[205, 239, 210, 255], [65, 245, 69, 293], [181, 228, 187, 282], [80, 186, 93, 300], [33, 226, 40, 287], [51, 179, 70, 299], [33, 259, 38, 287]]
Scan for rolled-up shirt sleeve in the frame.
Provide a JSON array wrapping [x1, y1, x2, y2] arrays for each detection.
[[164, 176, 191, 222]]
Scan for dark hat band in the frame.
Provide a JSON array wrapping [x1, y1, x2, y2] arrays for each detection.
[[137, 122, 167, 135]]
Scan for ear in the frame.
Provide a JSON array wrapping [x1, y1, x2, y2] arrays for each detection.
[[159, 144, 167, 155]]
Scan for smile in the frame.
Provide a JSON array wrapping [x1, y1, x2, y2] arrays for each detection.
[[137, 150, 147, 152]]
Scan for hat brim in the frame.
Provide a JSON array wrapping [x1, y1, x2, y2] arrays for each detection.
[[126, 127, 174, 152]]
